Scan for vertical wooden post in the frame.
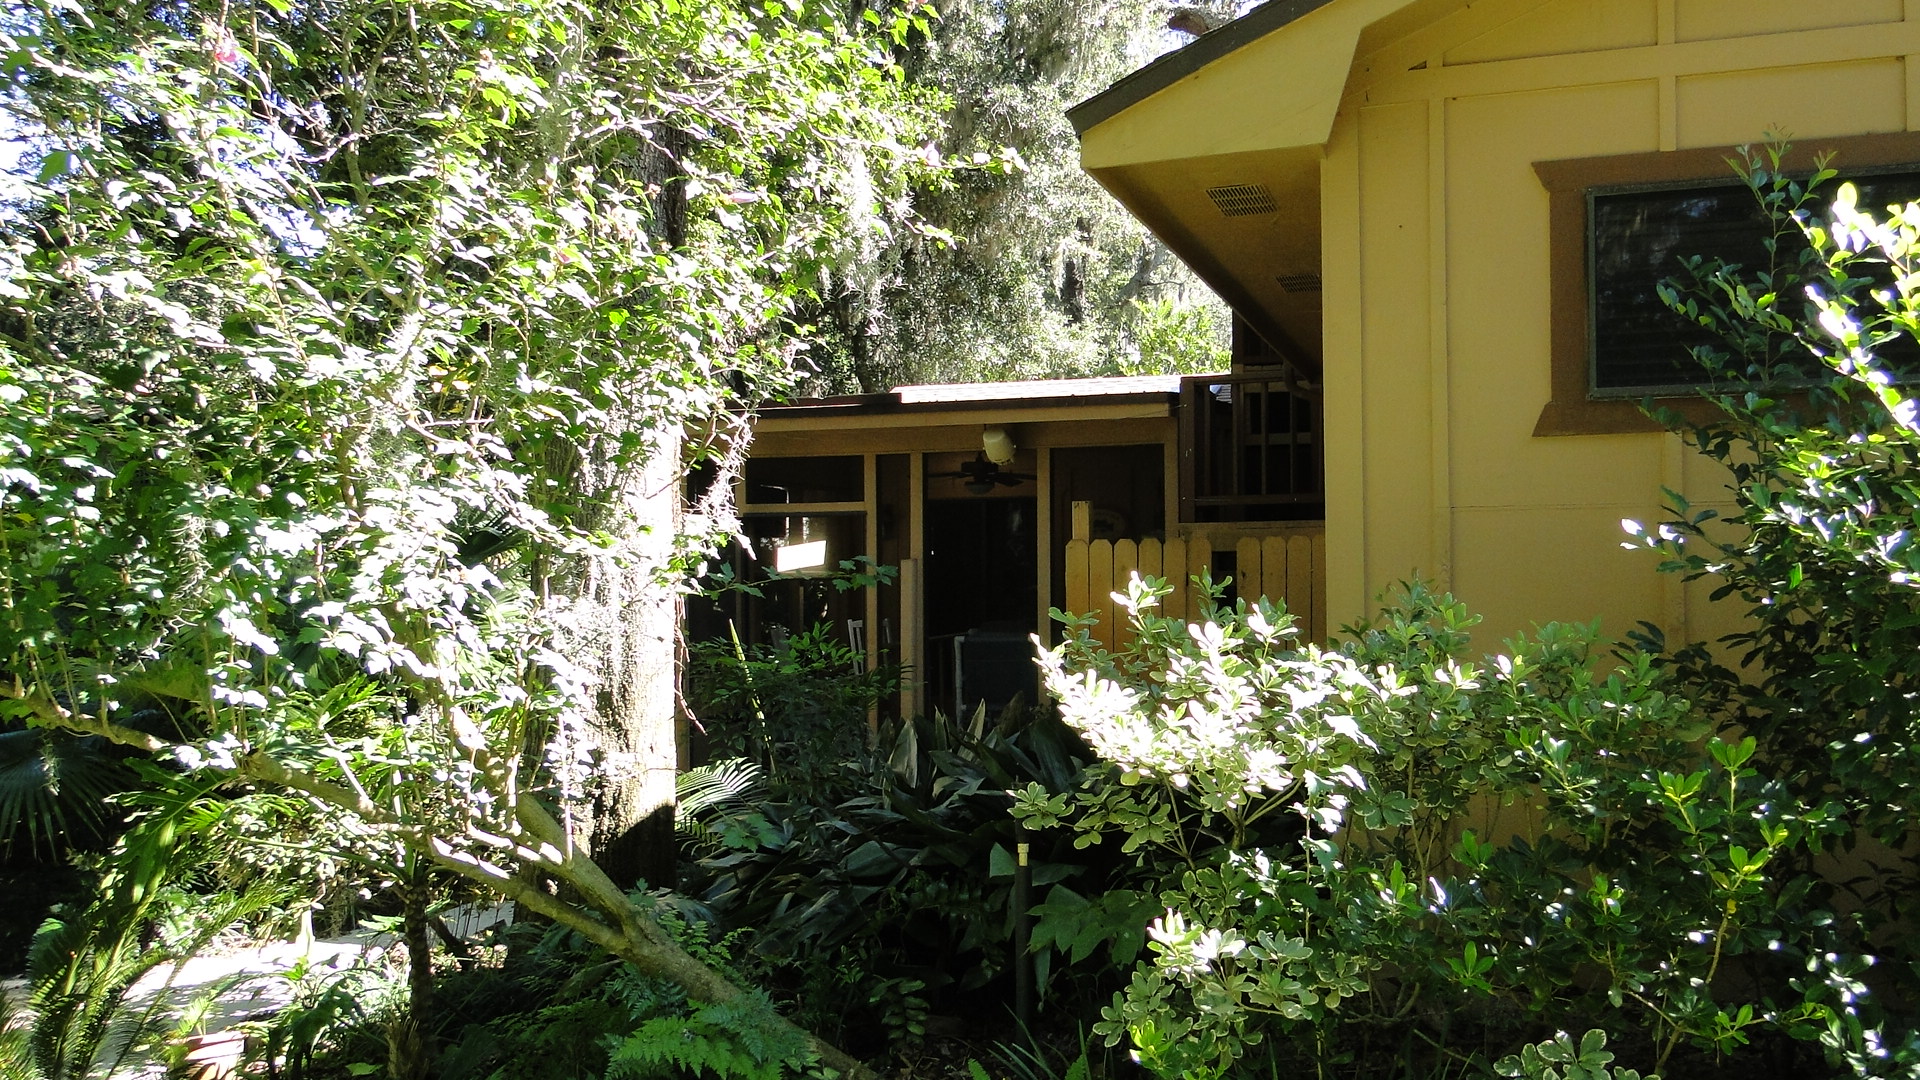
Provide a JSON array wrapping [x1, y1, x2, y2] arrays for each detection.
[[1311, 529, 1329, 643], [1113, 538, 1140, 648], [901, 453, 925, 720], [1286, 532, 1312, 639], [1163, 537, 1189, 620], [1262, 535, 1289, 609], [864, 451, 879, 664], [1035, 447, 1053, 649], [863, 453, 881, 734], [1090, 539, 1115, 652], [1013, 839, 1033, 1032]]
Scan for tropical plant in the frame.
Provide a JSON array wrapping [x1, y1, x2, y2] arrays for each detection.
[[681, 700, 1109, 1055], [0, 728, 129, 857], [3, 776, 289, 1080], [364, 898, 808, 1080], [685, 623, 906, 807]]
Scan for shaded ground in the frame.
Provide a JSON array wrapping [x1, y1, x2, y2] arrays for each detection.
[[4, 904, 514, 1079]]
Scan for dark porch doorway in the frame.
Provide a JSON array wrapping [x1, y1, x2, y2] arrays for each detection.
[[923, 495, 1038, 721]]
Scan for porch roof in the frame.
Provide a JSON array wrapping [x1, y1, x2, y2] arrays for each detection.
[[753, 374, 1191, 424]]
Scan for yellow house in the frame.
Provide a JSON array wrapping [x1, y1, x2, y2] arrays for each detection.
[[719, 0, 1920, 718], [1071, 0, 1920, 648]]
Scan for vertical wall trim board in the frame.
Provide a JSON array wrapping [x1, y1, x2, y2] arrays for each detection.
[[1323, 113, 1367, 628], [1428, 95, 1453, 592], [903, 452, 925, 719], [863, 454, 880, 677], [1906, 0, 1920, 131]]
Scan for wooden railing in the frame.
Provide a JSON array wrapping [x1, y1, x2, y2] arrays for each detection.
[[1061, 502, 1327, 650], [1179, 370, 1323, 523]]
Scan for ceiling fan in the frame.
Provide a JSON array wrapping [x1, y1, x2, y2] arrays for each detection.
[[932, 452, 1036, 495]]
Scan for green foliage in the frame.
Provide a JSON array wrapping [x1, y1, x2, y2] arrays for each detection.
[[610, 992, 813, 1079], [803, 0, 1230, 389], [253, 975, 370, 1080], [1122, 296, 1232, 376], [0, 0, 944, 1070], [0, 727, 129, 856], [1024, 576, 1866, 1078], [686, 623, 905, 806], [1495, 1030, 1652, 1080], [406, 904, 814, 1080], [9, 776, 287, 1079], [1622, 144, 1920, 1076], [681, 700, 1108, 1051]]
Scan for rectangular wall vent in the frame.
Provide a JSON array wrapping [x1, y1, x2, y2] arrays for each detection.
[[1205, 183, 1278, 217], [1275, 272, 1323, 293]]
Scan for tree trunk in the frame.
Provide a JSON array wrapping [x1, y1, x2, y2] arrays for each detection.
[[551, 126, 690, 893], [389, 866, 433, 1080], [558, 425, 683, 892]]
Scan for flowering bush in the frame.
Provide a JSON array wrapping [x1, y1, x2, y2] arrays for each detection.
[[1016, 579, 1886, 1078]]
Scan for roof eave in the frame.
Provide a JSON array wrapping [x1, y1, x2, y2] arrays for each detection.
[[1067, 0, 1338, 137]]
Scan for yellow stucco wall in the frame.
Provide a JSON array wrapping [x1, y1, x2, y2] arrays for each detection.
[[1321, 0, 1920, 649]]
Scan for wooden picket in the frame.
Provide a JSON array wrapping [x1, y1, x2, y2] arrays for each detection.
[[1162, 537, 1189, 621], [1062, 502, 1327, 650]]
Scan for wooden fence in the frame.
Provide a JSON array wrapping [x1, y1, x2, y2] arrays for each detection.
[[1061, 506, 1327, 651]]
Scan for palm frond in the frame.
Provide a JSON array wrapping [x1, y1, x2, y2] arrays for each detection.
[[0, 729, 128, 857], [675, 759, 763, 837]]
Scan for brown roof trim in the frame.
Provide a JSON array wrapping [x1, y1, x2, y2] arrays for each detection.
[[1067, 0, 1338, 137]]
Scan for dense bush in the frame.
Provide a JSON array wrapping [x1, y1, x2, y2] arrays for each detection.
[[1018, 578, 1896, 1078], [680, 698, 1117, 1056], [685, 619, 906, 808], [1635, 147, 1920, 1001]]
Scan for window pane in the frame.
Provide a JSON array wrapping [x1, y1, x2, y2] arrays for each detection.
[[1590, 170, 1920, 393]]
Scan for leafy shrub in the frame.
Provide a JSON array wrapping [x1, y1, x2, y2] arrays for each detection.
[[4, 775, 289, 1080], [1631, 146, 1920, 1044], [685, 621, 905, 807], [1496, 1030, 1653, 1080], [1016, 578, 1870, 1079], [299, 898, 821, 1080], [680, 700, 1122, 1053]]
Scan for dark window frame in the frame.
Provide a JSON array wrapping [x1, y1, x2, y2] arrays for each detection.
[[1532, 131, 1920, 437]]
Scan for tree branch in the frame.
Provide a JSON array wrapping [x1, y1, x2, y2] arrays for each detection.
[[1, 681, 876, 1079]]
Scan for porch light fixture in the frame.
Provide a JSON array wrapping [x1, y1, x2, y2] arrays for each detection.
[[982, 426, 1016, 465]]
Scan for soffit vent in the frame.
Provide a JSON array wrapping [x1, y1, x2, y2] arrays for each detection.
[[1276, 272, 1323, 293], [1205, 183, 1278, 217]]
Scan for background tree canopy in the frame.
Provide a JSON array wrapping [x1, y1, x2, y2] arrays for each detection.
[[800, 0, 1239, 391]]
